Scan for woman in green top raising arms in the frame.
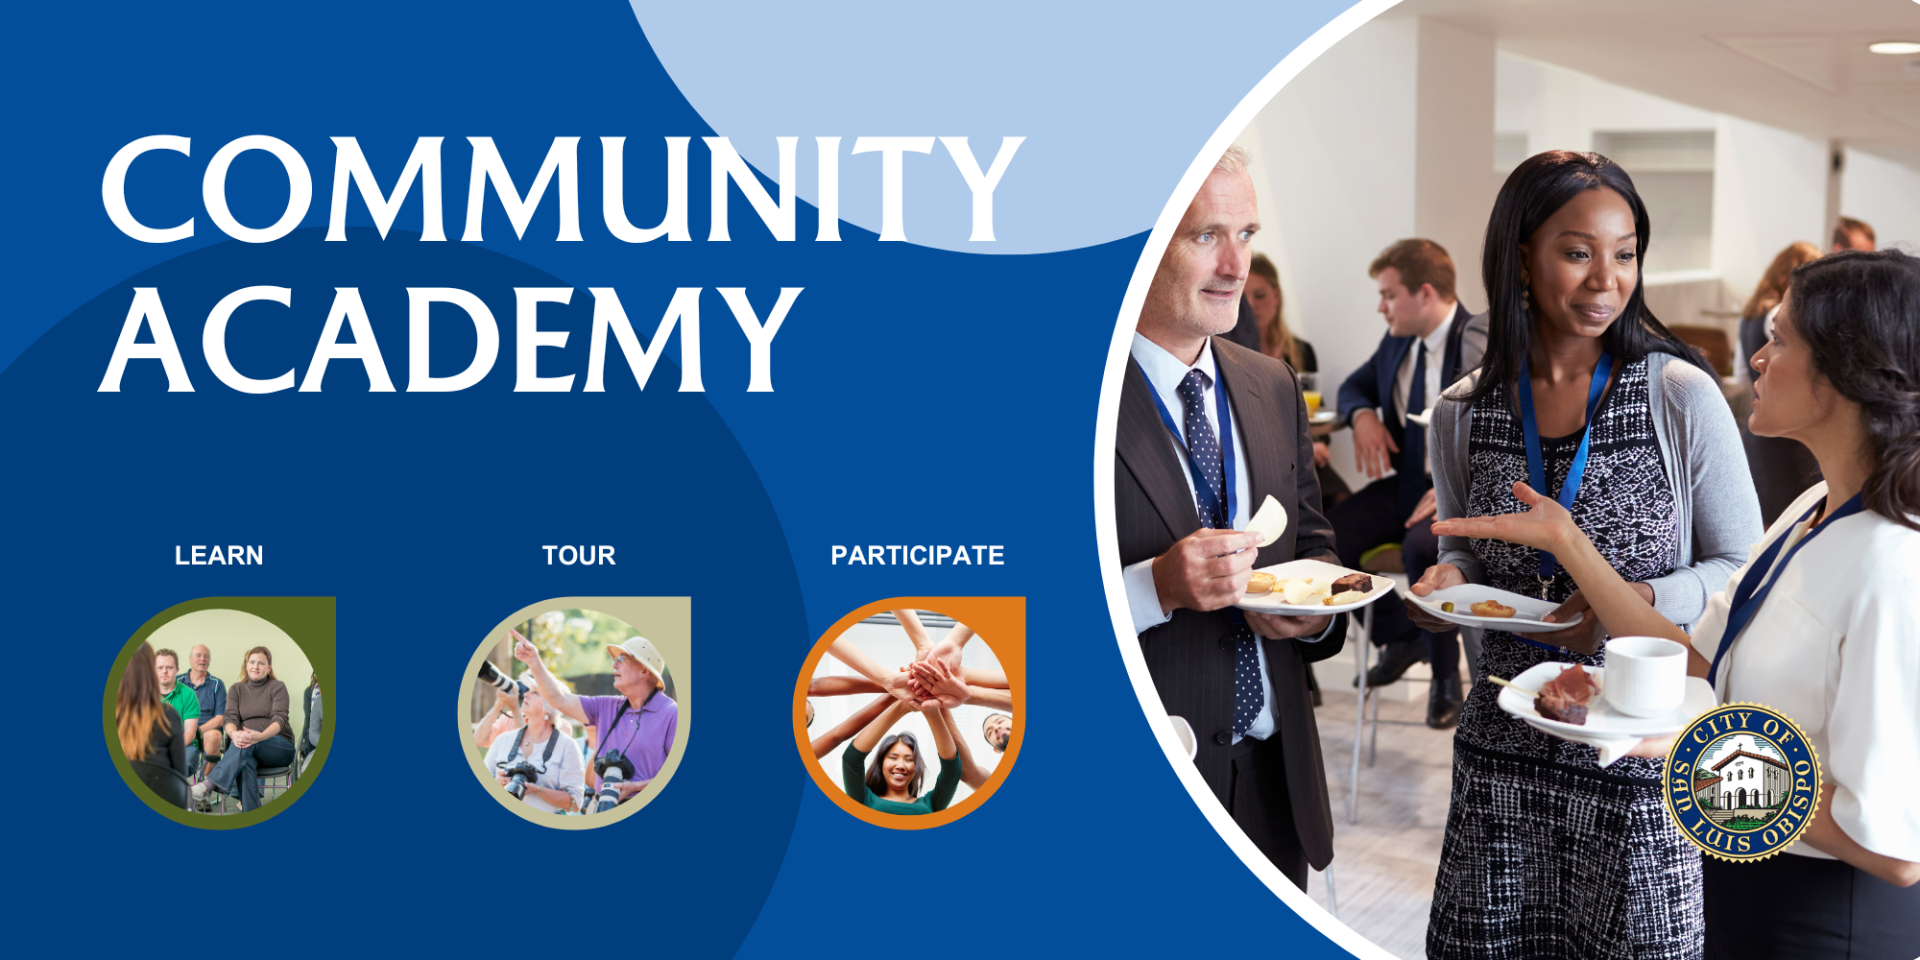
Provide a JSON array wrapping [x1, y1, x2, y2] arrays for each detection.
[[840, 698, 961, 815]]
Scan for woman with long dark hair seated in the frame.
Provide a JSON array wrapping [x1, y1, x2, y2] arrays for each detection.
[[839, 698, 960, 815], [192, 646, 295, 811], [1435, 249, 1920, 960], [1408, 150, 1762, 959], [117, 642, 189, 777]]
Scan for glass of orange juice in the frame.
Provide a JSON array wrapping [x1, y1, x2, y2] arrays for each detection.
[[1299, 372, 1321, 416]]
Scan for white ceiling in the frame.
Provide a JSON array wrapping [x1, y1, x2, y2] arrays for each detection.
[[1388, 0, 1920, 169]]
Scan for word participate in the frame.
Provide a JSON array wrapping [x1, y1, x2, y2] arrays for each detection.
[[544, 545, 615, 566], [831, 544, 1004, 566]]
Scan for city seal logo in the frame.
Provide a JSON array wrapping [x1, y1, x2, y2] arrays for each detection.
[[1664, 703, 1820, 861]]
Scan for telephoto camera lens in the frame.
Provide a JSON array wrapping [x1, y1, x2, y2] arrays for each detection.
[[593, 749, 635, 813], [500, 760, 541, 799], [477, 660, 529, 699]]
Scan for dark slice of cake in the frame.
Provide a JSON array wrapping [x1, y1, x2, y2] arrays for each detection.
[[1331, 573, 1374, 595], [1535, 693, 1589, 725]]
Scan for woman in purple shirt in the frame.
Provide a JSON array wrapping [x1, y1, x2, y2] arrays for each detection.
[[513, 631, 676, 809]]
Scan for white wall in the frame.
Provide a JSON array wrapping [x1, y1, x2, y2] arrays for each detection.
[[1415, 19, 1498, 308], [1496, 54, 1719, 152], [1712, 115, 1828, 303], [1843, 147, 1920, 252], [1236, 16, 1453, 493], [808, 619, 1005, 809]]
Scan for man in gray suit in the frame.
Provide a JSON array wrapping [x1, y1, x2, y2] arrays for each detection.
[[1113, 147, 1345, 888]]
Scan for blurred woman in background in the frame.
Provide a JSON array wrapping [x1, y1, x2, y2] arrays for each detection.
[[1248, 252, 1347, 510], [1738, 241, 1823, 525]]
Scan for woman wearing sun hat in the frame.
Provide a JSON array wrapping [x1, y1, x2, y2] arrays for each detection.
[[513, 630, 677, 807]]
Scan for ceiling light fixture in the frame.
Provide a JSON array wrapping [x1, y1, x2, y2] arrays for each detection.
[[1868, 41, 1920, 55]]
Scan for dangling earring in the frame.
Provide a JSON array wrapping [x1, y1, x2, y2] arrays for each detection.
[[1521, 287, 1531, 309]]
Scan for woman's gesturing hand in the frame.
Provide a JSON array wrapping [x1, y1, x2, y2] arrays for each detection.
[[1513, 589, 1606, 654], [1510, 584, 1655, 655], [1430, 481, 1578, 553]]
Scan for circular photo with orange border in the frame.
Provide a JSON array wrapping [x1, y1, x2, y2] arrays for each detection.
[[793, 598, 1024, 829]]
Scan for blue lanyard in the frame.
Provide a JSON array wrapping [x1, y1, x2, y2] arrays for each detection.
[[1708, 493, 1863, 687], [1146, 363, 1238, 530], [1517, 350, 1614, 596]]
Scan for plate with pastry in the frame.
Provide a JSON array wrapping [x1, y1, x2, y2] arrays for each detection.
[[1406, 584, 1585, 632], [1494, 661, 1717, 740], [1236, 557, 1395, 616]]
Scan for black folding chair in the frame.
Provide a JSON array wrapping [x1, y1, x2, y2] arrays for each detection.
[[131, 760, 192, 810]]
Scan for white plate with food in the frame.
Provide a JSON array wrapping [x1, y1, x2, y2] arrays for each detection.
[[1235, 558, 1396, 615], [1309, 410, 1337, 425], [1407, 584, 1585, 632], [1495, 661, 1717, 740]]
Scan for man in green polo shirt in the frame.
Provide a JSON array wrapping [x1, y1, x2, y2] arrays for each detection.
[[154, 648, 200, 749]]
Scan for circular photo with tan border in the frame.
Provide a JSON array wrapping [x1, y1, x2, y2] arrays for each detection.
[[457, 597, 689, 828]]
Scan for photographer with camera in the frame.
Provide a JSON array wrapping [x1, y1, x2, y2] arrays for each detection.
[[480, 682, 584, 814], [472, 686, 520, 751], [512, 630, 676, 812]]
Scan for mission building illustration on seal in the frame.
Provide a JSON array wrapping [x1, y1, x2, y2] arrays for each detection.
[[1691, 734, 1791, 830]]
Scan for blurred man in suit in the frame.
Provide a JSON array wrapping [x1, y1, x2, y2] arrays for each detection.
[[1113, 146, 1345, 888], [1332, 239, 1486, 728], [1831, 215, 1875, 253]]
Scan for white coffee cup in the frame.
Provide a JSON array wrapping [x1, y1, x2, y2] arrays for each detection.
[[1604, 636, 1688, 718]]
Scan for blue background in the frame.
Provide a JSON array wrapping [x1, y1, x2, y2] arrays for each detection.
[[2, 2, 1362, 956]]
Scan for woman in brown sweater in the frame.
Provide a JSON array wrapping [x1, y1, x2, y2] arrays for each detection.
[[192, 646, 293, 811]]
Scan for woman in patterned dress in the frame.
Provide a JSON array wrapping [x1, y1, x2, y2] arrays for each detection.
[[1408, 151, 1762, 959]]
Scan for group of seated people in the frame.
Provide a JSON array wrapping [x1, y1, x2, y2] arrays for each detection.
[[805, 611, 1014, 816], [470, 630, 678, 815], [116, 640, 320, 812]]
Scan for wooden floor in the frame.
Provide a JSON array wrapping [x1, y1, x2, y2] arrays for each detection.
[[1299, 644, 1468, 960]]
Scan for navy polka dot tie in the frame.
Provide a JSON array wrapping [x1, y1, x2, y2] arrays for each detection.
[[1177, 370, 1260, 736]]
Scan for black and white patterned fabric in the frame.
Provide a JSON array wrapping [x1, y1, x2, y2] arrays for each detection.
[[1427, 358, 1704, 960]]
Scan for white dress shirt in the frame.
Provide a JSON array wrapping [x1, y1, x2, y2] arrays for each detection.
[[1122, 333, 1334, 742], [1688, 482, 1920, 862], [1390, 311, 1452, 476]]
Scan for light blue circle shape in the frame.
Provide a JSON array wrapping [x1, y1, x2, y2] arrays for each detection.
[[629, 0, 1362, 253]]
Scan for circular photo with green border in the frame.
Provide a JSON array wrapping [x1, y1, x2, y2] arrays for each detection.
[[103, 597, 334, 829]]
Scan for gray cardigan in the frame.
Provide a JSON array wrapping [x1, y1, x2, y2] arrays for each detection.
[[1430, 351, 1762, 626]]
